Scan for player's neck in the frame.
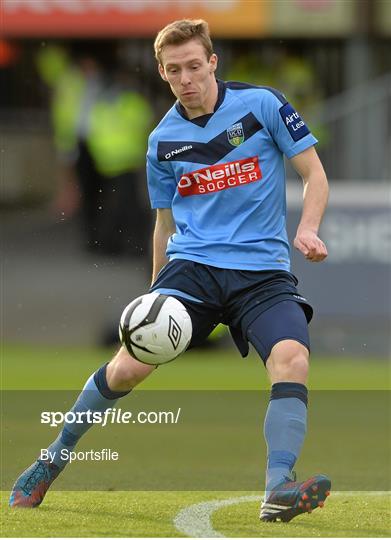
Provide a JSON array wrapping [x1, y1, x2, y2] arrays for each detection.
[[183, 78, 219, 120]]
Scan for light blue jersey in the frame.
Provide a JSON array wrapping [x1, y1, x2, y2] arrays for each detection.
[[147, 80, 317, 271]]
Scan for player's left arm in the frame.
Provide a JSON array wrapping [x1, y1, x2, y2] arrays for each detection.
[[289, 146, 329, 262]]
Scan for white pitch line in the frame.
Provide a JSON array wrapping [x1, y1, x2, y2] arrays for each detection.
[[173, 492, 390, 538], [174, 495, 261, 538]]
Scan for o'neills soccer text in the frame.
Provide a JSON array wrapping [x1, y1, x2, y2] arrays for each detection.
[[178, 156, 262, 196]]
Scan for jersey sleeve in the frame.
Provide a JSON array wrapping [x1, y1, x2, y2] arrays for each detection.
[[260, 89, 318, 159], [146, 135, 176, 209]]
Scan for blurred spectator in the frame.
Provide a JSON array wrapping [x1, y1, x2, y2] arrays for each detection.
[[36, 42, 153, 257]]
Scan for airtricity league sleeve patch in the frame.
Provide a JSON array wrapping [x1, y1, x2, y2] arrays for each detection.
[[279, 102, 310, 142]]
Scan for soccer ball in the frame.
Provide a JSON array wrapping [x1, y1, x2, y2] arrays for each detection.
[[119, 293, 192, 365]]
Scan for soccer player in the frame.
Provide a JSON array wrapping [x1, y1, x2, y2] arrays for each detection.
[[10, 19, 331, 522]]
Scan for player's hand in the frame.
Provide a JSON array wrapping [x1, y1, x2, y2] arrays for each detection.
[[294, 229, 328, 262]]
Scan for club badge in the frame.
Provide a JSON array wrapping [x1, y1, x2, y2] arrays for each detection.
[[227, 122, 244, 147]]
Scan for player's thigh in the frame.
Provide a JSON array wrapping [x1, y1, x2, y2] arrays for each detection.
[[169, 298, 220, 349], [150, 259, 222, 348], [246, 300, 310, 365]]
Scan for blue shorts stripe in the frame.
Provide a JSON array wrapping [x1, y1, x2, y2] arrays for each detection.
[[152, 288, 204, 304]]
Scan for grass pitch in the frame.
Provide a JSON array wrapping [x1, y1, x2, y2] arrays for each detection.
[[1, 344, 390, 537], [213, 492, 391, 538], [2, 491, 390, 537], [2, 343, 390, 390]]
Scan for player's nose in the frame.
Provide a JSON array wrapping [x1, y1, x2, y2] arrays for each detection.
[[180, 70, 192, 85]]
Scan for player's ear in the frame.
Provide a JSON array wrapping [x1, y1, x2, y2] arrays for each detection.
[[209, 53, 218, 73], [158, 64, 167, 81]]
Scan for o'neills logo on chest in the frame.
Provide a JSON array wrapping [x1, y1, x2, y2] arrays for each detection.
[[178, 156, 261, 197]]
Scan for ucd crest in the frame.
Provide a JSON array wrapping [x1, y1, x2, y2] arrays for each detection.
[[227, 122, 244, 147]]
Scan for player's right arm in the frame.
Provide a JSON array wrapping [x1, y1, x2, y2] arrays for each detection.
[[151, 208, 175, 285]]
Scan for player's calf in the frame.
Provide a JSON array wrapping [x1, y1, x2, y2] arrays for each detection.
[[106, 346, 156, 392]]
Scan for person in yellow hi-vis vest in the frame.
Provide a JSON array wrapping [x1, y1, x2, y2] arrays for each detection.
[[37, 43, 153, 257]]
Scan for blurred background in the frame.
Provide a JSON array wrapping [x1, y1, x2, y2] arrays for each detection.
[[1, 0, 390, 357]]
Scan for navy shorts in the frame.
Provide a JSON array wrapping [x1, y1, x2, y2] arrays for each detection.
[[149, 259, 313, 363]]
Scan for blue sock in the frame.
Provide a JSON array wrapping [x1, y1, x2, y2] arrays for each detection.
[[264, 382, 308, 496], [46, 363, 130, 468]]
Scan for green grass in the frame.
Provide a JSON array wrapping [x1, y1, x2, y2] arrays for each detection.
[[2, 491, 390, 537], [213, 493, 391, 537], [1, 343, 390, 390], [1, 344, 390, 537]]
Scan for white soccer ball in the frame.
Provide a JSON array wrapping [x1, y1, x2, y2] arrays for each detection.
[[119, 293, 192, 365]]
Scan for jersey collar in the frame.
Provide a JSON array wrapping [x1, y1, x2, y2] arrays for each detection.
[[175, 79, 226, 127]]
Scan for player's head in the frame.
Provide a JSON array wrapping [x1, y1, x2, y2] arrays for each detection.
[[154, 19, 214, 65], [154, 19, 218, 117]]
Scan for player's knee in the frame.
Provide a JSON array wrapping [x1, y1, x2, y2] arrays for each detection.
[[267, 340, 309, 383], [107, 346, 155, 391], [286, 352, 309, 379]]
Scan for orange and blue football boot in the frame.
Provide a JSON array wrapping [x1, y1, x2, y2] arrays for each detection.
[[9, 459, 61, 508], [260, 473, 331, 522]]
